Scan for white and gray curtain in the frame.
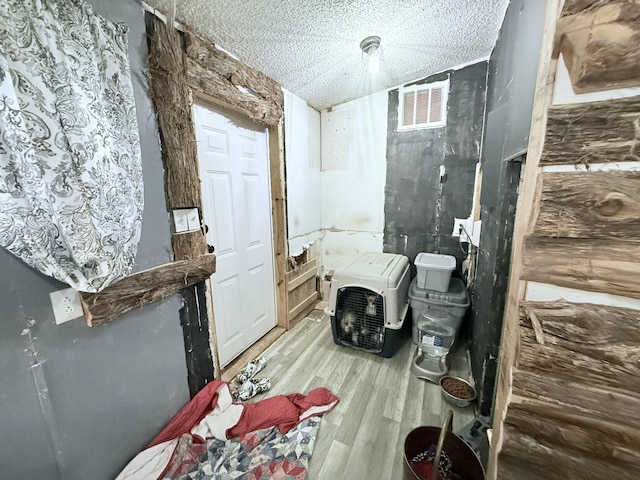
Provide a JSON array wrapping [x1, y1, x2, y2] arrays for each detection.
[[0, 0, 143, 292]]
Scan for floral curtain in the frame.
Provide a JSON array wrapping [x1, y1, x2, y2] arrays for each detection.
[[0, 0, 143, 292]]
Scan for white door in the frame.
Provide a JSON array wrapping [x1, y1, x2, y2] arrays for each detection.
[[194, 103, 277, 367]]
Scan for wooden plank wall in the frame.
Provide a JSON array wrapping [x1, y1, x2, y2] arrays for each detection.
[[286, 258, 319, 328], [490, 1, 640, 478], [500, 302, 640, 478]]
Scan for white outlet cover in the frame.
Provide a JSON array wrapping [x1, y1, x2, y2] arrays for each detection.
[[173, 209, 190, 233], [50, 287, 83, 325]]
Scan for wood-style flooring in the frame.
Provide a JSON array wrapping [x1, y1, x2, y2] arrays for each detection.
[[240, 304, 476, 479]]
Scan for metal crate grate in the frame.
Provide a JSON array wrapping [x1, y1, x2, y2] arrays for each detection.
[[335, 286, 385, 353]]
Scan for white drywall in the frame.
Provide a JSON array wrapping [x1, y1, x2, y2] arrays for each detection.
[[320, 90, 388, 273], [284, 89, 322, 257]]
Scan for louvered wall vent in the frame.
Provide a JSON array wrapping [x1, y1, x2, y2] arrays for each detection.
[[398, 79, 449, 130]]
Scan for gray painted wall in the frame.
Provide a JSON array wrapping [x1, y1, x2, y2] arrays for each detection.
[[0, 1, 190, 478], [470, 0, 547, 415]]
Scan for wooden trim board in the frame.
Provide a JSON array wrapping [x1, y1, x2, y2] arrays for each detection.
[[81, 255, 216, 327], [268, 122, 290, 330]]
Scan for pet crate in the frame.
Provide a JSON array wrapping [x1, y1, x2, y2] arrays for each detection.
[[326, 252, 410, 357]]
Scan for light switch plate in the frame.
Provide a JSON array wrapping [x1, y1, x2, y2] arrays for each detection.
[[173, 209, 189, 233], [186, 208, 200, 231], [50, 288, 83, 325]]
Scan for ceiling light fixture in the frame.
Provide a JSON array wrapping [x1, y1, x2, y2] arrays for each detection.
[[360, 35, 382, 74]]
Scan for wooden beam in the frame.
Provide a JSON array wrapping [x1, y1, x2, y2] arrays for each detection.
[[555, 1, 640, 94], [522, 236, 640, 299], [269, 121, 289, 330], [533, 171, 640, 239], [184, 32, 283, 128], [81, 255, 216, 327], [148, 19, 207, 260], [541, 94, 640, 165], [172, 231, 208, 261], [148, 20, 202, 210]]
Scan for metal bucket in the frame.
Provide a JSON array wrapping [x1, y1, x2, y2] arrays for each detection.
[[403, 411, 485, 480]]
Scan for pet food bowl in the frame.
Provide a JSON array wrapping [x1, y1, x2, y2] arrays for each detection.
[[439, 375, 477, 408]]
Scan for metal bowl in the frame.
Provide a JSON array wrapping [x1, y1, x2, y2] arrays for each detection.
[[439, 375, 477, 408]]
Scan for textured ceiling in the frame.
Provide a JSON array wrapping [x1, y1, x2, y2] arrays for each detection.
[[143, 0, 509, 110]]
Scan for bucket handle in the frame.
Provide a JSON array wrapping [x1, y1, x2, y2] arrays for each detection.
[[430, 410, 454, 480]]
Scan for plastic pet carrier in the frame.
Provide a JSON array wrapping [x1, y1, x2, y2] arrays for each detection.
[[326, 252, 410, 357]]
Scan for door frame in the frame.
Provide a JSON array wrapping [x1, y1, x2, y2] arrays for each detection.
[[192, 97, 281, 368], [192, 91, 289, 340], [147, 19, 289, 380]]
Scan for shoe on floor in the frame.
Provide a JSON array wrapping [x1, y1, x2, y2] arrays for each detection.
[[235, 356, 267, 384], [233, 377, 271, 402]]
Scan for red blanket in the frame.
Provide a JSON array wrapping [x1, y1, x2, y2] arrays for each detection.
[[117, 381, 339, 480]]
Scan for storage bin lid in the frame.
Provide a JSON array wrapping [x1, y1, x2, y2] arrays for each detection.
[[409, 277, 469, 308], [414, 252, 456, 271]]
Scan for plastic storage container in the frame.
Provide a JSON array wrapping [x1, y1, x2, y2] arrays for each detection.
[[414, 253, 456, 292], [409, 277, 469, 331], [413, 309, 456, 357]]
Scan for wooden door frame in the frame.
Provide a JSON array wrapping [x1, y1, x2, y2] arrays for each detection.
[[147, 19, 289, 378], [192, 96, 284, 364]]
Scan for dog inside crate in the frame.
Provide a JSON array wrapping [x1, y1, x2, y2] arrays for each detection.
[[335, 286, 385, 352]]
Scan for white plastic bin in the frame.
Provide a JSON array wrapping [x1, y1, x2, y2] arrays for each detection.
[[414, 253, 456, 292]]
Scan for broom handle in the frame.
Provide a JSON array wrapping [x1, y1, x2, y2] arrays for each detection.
[[430, 410, 454, 480]]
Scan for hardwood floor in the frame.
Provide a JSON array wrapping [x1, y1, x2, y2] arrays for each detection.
[[243, 305, 477, 479]]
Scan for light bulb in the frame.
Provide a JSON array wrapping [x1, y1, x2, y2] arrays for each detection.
[[360, 36, 383, 75], [367, 54, 380, 74]]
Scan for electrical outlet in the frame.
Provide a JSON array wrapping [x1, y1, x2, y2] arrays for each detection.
[[452, 218, 471, 243], [50, 288, 83, 325]]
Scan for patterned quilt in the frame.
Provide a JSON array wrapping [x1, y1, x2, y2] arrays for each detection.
[[162, 416, 322, 480]]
